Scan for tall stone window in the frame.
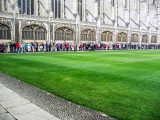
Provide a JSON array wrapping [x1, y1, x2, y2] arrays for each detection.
[[101, 31, 113, 42], [123, 0, 127, 8], [55, 27, 74, 41], [0, 0, 8, 12], [151, 36, 157, 43], [78, 0, 83, 21], [35, 27, 46, 40], [131, 34, 138, 43], [0, 0, 2, 12], [142, 35, 148, 43], [118, 32, 127, 42], [111, 0, 114, 7], [18, 0, 34, 15], [22, 25, 46, 40], [38, 0, 40, 16], [0, 23, 11, 40], [81, 29, 96, 41], [52, 0, 61, 18], [4, 0, 7, 11], [97, 0, 100, 17]]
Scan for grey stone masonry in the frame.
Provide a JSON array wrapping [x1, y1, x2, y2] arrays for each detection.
[[0, 81, 60, 120]]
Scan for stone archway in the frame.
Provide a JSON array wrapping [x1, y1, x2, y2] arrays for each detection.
[[131, 34, 138, 43], [118, 32, 127, 43], [81, 29, 96, 42], [22, 25, 47, 41], [151, 36, 157, 44], [0, 23, 11, 40], [141, 35, 148, 43], [101, 31, 113, 42], [55, 27, 74, 42]]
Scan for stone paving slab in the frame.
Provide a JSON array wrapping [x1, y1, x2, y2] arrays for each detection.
[[0, 113, 15, 120], [0, 83, 61, 120], [0, 98, 30, 109], [7, 103, 40, 117], [0, 91, 21, 102], [0, 72, 116, 120], [17, 109, 60, 120]]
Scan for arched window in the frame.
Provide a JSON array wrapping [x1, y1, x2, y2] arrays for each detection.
[[142, 35, 148, 43], [55, 27, 74, 41], [22, 25, 46, 40], [52, 0, 61, 18], [0, 23, 11, 40], [22, 26, 33, 40], [18, 0, 34, 15], [131, 34, 138, 43], [101, 31, 113, 42], [78, 0, 83, 21], [151, 36, 157, 43], [118, 32, 127, 42], [81, 29, 96, 41], [35, 27, 46, 40]]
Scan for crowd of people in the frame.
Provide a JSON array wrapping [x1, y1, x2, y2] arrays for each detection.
[[0, 41, 160, 53]]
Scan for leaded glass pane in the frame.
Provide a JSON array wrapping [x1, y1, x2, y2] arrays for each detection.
[[7, 30, 11, 39], [31, 31, 33, 39], [55, 0, 57, 17], [18, 0, 21, 14], [58, 0, 61, 18], [35, 31, 37, 40], [23, 0, 26, 14], [31, 0, 34, 15], [27, 0, 30, 15], [0, 30, 2, 39]]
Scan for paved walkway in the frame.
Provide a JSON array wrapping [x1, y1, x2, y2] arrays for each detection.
[[0, 83, 60, 120], [0, 72, 116, 120]]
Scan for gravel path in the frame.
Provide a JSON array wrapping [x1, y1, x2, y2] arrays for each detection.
[[0, 72, 116, 120]]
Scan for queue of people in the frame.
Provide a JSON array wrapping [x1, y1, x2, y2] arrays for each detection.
[[0, 41, 160, 53]]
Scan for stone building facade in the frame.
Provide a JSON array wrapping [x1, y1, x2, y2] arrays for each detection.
[[0, 0, 160, 46]]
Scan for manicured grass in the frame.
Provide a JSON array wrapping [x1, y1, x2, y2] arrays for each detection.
[[0, 50, 160, 120]]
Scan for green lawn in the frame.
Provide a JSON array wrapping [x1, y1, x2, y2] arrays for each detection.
[[0, 50, 160, 120]]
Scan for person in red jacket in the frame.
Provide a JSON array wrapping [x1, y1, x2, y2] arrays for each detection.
[[16, 41, 20, 53]]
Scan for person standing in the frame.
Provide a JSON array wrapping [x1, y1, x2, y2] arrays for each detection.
[[16, 41, 20, 53], [66, 43, 69, 51], [32, 42, 35, 53], [49, 43, 52, 52], [13, 42, 16, 53], [10, 42, 13, 53], [23, 42, 26, 53], [35, 42, 38, 52], [40, 43, 43, 52], [5, 43, 8, 53], [25, 43, 28, 52]]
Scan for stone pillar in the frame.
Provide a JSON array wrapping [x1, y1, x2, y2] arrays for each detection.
[[113, 0, 118, 44], [96, 19, 100, 43], [127, 24, 130, 44], [138, 26, 142, 48], [47, 21, 50, 43], [11, 9, 17, 42], [127, 0, 130, 44], [83, 0, 86, 21], [158, 30, 160, 45], [149, 28, 151, 44], [61, 0, 65, 19], [19, 20, 22, 43], [52, 23, 55, 43], [157, 1, 160, 45]]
